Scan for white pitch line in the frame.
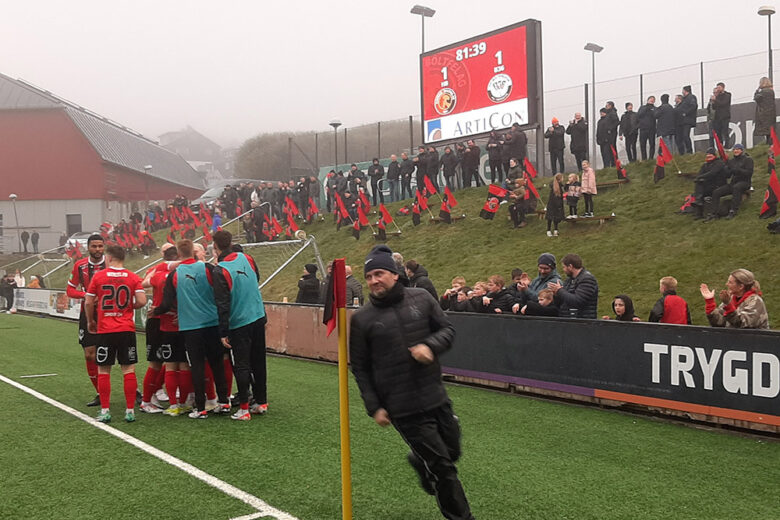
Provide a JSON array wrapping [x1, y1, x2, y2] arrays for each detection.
[[19, 373, 58, 378], [231, 512, 272, 520], [0, 374, 298, 520]]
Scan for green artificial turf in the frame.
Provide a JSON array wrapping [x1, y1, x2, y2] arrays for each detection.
[[0, 313, 778, 519]]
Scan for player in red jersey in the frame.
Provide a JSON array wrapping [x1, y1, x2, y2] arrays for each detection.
[[66, 234, 107, 406], [85, 245, 147, 423]]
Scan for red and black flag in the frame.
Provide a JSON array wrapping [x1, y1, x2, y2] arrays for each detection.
[[357, 206, 370, 227], [272, 217, 284, 237], [287, 213, 300, 233], [397, 205, 410, 216], [307, 197, 319, 222], [285, 196, 300, 217], [322, 259, 346, 336], [611, 145, 628, 180], [523, 172, 540, 200], [653, 155, 666, 183], [352, 219, 361, 240], [423, 174, 438, 195], [772, 126, 780, 157], [444, 186, 458, 208], [680, 194, 696, 213], [376, 219, 387, 241], [415, 189, 429, 211], [412, 202, 421, 226], [760, 158, 780, 218], [480, 184, 507, 220], [201, 225, 212, 243], [439, 201, 452, 223], [523, 157, 538, 178], [200, 203, 213, 227], [659, 138, 673, 163], [166, 231, 176, 245], [359, 190, 371, 210], [713, 132, 728, 163], [379, 203, 394, 226]]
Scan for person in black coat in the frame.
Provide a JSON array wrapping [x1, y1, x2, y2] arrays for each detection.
[[673, 94, 686, 155], [655, 94, 676, 153], [602, 294, 640, 321], [517, 288, 559, 316], [295, 264, 321, 304], [710, 82, 732, 147], [604, 102, 620, 149], [440, 146, 459, 191], [386, 155, 401, 203], [486, 130, 504, 183], [596, 109, 614, 168], [510, 124, 528, 165], [426, 146, 441, 192], [399, 152, 415, 200], [692, 148, 728, 220], [708, 144, 753, 220], [20, 230, 30, 253], [753, 77, 776, 144], [480, 275, 516, 313], [462, 140, 482, 187], [405, 260, 437, 300], [566, 113, 588, 171], [619, 103, 639, 163], [349, 245, 474, 520], [413, 146, 428, 193], [544, 118, 566, 174], [637, 96, 657, 161], [367, 158, 385, 206], [549, 253, 599, 319], [679, 86, 698, 154]]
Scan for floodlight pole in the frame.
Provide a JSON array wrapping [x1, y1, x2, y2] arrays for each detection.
[[330, 120, 342, 173], [584, 43, 603, 167], [411, 5, 435, 53], [759, 6, 776, 82], [9, 194, 20, 253]]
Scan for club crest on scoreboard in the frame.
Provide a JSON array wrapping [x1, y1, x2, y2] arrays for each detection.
[[487, 74, 512, 103], [434, 88, 457, 115]]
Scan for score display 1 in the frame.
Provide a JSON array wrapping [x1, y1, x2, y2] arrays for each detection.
[[420, 20, 541, 144]]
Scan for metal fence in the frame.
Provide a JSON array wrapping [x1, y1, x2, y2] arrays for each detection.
[[292, 49, 780, 176]]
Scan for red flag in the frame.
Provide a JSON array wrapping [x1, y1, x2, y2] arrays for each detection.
[[352, 219, 361, 240], [397, 205, 410, 216], [334, 193, 349, 219], [186, 206, 202, 228], [359, 190, 371, 209], [357, 206, 369, 226], [610, 145, 628, 179], [166, 232, 175, 245], [376, 219, 387, 241], [379, 203, 394, 225], [713, 132, 728, 163], [200, 204, 213, 227], [287, 213, 300, 232], [323, 259, 346, 336], [201, 225, 212, 243], [772, 126, 780, 157], [680, 194, 696, 212], [272, 217, 284, 236], [480, 184, 507, 220], [523, 157, 538, 178], [285, 196, 300, 217], [444, 186, 458, 208], [412, 202, 421, 226], [659, 138, 673, 163], [308, 197, 319, 215], [439, 201, 452, 223], [653, 155, 666, 183], [760, 169, 780, 217], [523, 172, 540, 199], [415, 190, 428, 211], [423, 174, 437, 195]]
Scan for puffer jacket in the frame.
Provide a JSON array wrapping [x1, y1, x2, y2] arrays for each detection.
[[409, 266, 437, 300], [555, 269, 599, 319], [481, 288, 515, 313], [349, 283, 455, 418], [706, 290, 769, 329]]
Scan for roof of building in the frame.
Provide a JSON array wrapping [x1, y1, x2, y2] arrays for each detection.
[[0, 72, 204, 190]]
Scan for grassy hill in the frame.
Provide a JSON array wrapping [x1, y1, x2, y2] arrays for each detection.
[[7, 144, 777, 327]]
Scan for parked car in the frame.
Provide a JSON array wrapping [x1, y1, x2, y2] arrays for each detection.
[[190, 178, 264, 215], [66, 231, 97, 250]]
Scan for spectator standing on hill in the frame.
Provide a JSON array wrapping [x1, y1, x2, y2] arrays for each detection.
[[400, 152, 414, 200], [580, 160, 597, 217], [20, 230, 29, 253], [345, 265, 364, 306], [596, 109, 614, 168], [754, 76, 776, 145], [700, 269, 768, 329], [544, 118, 566, 174], [463, 140, 482, 187], [679, 86, 698, 154], [549, 253, 599, 319], [673, 94, 686, 155], [405, 260, 437, 300], [427, 146, 441, 192], [605, 101, 620, 151], [501, 132, 515, 177], [708, 144, 753, 221], [508, 177, 528, 228], [545, 173, 565, 237], [295, 264, 320, 304], [414, 146, 428, 192], [386, 155, 400, 203], [603, 295, 640, 321], [441, 146, 459, 191], [637, 96, 657, 161], [31, 230, 39, 253], [619, 103, 639, 163], [566, 113, 588, 171], [368, 158, 385, 206], [349, 245, 475, 520], [655, 94, 676, 154], [710, 82, 732, 147], [648, 276, 691, 324], [481, 275, 516, 313], [486, 130, 504, 183], [510, 123, 528, 165]]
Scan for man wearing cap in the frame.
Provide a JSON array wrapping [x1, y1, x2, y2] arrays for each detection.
[[295, 264, 320, 304], [511, 253, 562, 312], [706, 144, 753, 221], [692, 148, 728, 220], [350, 245, 474, 520], [544, 118, 566, 174]]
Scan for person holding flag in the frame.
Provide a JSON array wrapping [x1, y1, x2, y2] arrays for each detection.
[[350, 245, 475, 520]]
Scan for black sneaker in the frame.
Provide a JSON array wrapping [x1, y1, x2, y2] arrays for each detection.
[[86, 394, 100, 407], [725, 211, 736, 220], [135, 390, 143, 406]]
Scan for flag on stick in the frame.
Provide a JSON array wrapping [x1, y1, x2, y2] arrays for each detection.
[[444, 186, 458, 208], [653, 155, 666, 183], [352, 219, 361, 240], [523, 157, 538, 178], [423, 174, 438, 195], [611, 145, 628, 180], [713, 132, 728, 163], [412, 202, 421, 226], [480, 184, 507, 219], [439, 201, 452, 223]]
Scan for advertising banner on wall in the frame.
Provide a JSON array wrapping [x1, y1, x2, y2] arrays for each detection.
[[12, 288, 146, 326]]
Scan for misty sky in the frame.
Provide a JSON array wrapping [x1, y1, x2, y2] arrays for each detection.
[[2, 0, 773, 147]]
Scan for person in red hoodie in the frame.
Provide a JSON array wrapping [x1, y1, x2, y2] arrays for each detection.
[[648, 276, 691, 324]]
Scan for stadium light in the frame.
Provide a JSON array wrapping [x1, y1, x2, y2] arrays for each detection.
[[9, 193, 21, 253], [410, 5, 436, 53], [759, 6, 776, 82], [329, 119, 342, 173], [584, 43, 604, 168]]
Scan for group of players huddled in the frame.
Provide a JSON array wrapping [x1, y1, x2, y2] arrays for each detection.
[[67, 231, 267, 423]]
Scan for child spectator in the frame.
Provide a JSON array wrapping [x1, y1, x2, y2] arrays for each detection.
[[507, 269, 526, 301], [508, 178, 528, 228], [565, 173, 581, 218], [581, 160, 597, 217], [481, 275, 516, 313], [603, 294, 640, 321], [467, 282, 488, 312], [545, 173, 565, 237], [448, 286, 472, 312], [518, 288, 558, 316], [440, 276, 466, 310], [648, 276, 691, 324]]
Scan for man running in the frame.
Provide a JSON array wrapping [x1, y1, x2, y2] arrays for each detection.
[[66, 233, 107, 406], [85, 245, 147, 423], [212, 231, 268, 421]]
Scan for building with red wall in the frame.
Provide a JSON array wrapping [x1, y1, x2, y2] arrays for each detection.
[[0, 73, 206, 253]]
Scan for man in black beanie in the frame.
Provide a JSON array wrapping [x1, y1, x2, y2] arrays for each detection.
[[350, 245, 474, 520], [295, 264, 320, 304]]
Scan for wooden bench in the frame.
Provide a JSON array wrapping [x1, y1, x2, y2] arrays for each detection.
[[373, 231, 402, 240], [431, 214, 466, 223], [596, 179, 629, 189], [563, 214, 616, 226]]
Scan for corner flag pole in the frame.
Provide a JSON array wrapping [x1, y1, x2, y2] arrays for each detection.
[[333, 258, 353, 520]]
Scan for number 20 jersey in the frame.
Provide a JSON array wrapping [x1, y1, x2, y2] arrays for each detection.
[[86, 267, 144, 334]]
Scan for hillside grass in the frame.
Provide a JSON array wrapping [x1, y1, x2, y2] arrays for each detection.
[[8, 144, 777, 327]]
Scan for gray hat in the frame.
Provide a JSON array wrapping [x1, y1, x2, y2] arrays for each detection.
[[537, 253, 556, 268], [733, 143, 744, 150]]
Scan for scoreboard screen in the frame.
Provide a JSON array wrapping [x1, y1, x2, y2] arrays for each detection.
[[420, 19, 541, 143]]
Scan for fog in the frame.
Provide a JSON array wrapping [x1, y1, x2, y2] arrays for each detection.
[[1, 0, 772, 146]]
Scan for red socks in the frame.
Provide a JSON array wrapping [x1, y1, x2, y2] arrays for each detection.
[[86, 359, 99, 391], [97, 373, 111, 409], [142, 367, 160, 402], [178, 370, 193, 402], [155, 365, 166, 390], [224, 357, 234, 396], [164, 370, 179, 406], [123, 372, 137, 409], [204, 363, 217, 401]]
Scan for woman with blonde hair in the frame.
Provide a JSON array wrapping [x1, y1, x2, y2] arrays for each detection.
[[545, 173, 565, 237], [754, 76, 776, 144], [700, 269, 769, 329]]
